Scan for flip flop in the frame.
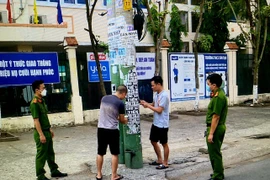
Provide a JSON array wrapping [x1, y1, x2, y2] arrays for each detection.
[[113, 174, 124, 180], [156, 164, 169, 170], [149, 161, 161, 165]]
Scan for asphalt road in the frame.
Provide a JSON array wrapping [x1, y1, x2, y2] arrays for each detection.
[[183, 154, 270, 180]]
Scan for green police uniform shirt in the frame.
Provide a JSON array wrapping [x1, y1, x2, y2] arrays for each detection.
[[206, 88, 228, 125], [30, 96, 51, 130]]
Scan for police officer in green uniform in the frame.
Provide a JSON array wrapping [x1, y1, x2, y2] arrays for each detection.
[[30, 80, 68, 180], [205, 74, 228, 180]]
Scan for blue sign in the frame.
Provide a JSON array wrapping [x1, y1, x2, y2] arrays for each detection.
[[87, 53, 111, 82], [168, 53, 228, 102], [204, 54, 228, 98], [88, 61, 111, 82], [0, 52, 60, 87], [204, 54, 228, 72]]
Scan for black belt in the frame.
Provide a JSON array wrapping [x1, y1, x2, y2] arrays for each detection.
[[35, 128, 50, 131], [206, 123, 224, 127]]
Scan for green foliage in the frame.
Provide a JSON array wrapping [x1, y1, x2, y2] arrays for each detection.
[[198, 34, 213, 52], [223, 0, 248, 20], [230, 33, 247, 48], [146, 4, 161, 44], [262, 5, 270, 17], [200, 2, 230, 52], [169, 4, 187, 52], [95, 35, 109, 54], [98, 41, 109, 54]]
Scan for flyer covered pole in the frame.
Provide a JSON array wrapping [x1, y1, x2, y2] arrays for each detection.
[[107, 0, 143, 168]]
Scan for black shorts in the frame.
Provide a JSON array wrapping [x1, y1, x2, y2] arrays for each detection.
[[149, 124, 169, 144], [97, 128, 120, 155]]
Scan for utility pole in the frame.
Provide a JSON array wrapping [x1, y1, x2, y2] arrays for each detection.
[[107, 0, 143, 169]]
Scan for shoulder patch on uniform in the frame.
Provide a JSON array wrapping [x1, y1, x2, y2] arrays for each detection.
[[33, 98, 37, 103], [214, 92, 219, 97]]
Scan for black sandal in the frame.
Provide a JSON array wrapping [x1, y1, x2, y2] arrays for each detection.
[[149, 161, 161, 165]]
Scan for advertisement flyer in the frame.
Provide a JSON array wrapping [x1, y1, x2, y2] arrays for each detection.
[[204, 54, 228, 97], [169, 53, 227, 102], [135, 53, 155, 80], [169, 53, 205, 101], [87, 52, 111, 82]]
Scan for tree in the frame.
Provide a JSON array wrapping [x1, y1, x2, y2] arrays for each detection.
[[193, 0, 205, 111], [200, 1, 229, 53], [197, 34, 213, 52], [227, 0, 269, 104], [85, 0, 106, 96], [143, 0, 169, 75], [169, 4, 187, 52]]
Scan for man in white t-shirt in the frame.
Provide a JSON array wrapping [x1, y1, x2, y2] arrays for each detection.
[[141, 76, 170, 170]]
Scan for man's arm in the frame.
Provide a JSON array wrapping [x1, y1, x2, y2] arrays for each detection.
[[144, 103, 164, 114], [118, 114, 128, 124], [208, 114, 220, 143], [140, 100, 154, 108], [33, 119, 46, 143]]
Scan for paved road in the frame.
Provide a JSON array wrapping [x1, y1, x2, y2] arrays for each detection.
[[1, 106, 270, 180], [182, 154, 270, 180]]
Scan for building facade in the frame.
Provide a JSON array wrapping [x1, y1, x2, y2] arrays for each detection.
[[0, 0, 258, 131]]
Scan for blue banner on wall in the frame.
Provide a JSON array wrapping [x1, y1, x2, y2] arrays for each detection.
[[168, 53, 228, 102], [0, 52, 60, 87], [87, 53, 111, 82], [204, 54, 228, 98]]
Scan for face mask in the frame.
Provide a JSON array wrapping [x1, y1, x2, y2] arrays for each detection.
[[41, 89, 47, 97], [206, 85, 211, 92]]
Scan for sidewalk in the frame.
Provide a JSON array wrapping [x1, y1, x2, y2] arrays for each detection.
[[0, 106, 270, 180]]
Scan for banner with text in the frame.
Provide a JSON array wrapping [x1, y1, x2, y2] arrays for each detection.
[[0, 52, 60, 87], [87, 52, 111, 82], [204, 54, 228, 98], [136, 53, 155, 80], [169, 53, 227, 102]]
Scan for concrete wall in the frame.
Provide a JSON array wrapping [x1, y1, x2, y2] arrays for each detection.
[[1, 112, 74, 132]]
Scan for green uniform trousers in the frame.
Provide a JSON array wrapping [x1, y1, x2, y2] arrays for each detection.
[[206, 125, 226, 180], [34, 130, 58, 179]]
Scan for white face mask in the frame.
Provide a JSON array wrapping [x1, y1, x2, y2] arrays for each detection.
[[41, 89, 47, 97]]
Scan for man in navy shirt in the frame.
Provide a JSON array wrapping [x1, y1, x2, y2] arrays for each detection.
[[96, 85, 128, 180]]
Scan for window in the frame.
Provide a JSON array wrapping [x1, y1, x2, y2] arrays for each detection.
[[37, 0, 86, 4], [191, 12, 199, 32], [180, 11, 188, 32], [64, 0, 75, 3], [172, 0, 187, 4], [191, 0, 200, 5], [0, 86, 34, 117]]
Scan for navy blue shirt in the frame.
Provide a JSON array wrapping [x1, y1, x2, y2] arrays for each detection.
[[98, 95, 125, 129]]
